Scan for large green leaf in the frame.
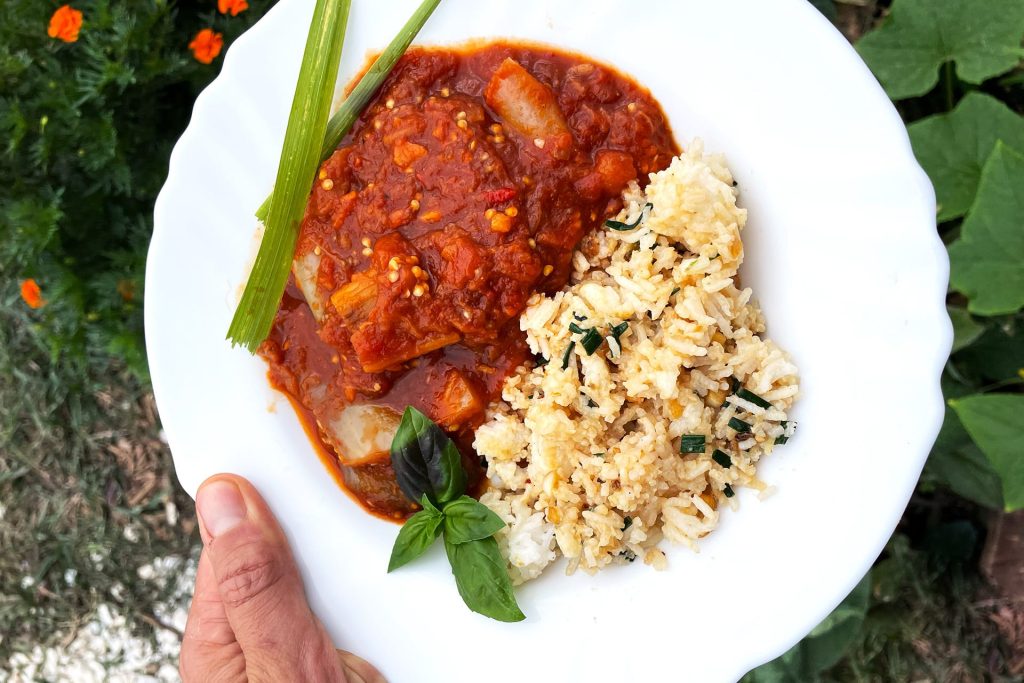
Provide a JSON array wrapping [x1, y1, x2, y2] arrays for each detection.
[[922, 372, 1004, 509], [742, 573, 871, 682], [950, 394, 1024, 511], [909, 93, 1024, 221], [948, 143, 1024, 316], [856, 0, 1024, 100]]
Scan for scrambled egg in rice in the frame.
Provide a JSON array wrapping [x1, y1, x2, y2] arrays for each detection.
[[474, 140, 800, 583]]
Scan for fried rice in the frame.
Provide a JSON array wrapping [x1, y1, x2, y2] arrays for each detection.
[[474, 139, 800, 583]]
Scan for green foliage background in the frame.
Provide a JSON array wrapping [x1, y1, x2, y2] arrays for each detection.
[[0, 0, 271, 377]]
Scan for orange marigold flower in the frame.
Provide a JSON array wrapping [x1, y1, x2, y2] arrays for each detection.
[[189, 28, 224, 65], [48, 5, 83, 43], [20, 279, 45, 309], [218, 0, 249, 16]]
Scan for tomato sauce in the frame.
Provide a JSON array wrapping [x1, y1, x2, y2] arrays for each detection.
[[260, 42, 677, 520]]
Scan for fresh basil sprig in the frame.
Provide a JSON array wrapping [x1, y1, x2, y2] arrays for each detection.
[[388, 407, 525, 622], [387, 495, 443, 572], [391, 406, 466, 505]]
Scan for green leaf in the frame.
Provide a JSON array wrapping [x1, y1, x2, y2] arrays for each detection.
[[390, 406, 466, 506], [949, 143, 1024, 316], [387, 501, 443, 572], [948, 305, 986, 353], [226, 0, 352, 350], [908, 93, 1024, 221], [950, 393, 1024, 511], [856, 0, 1024, 99], [443, 535, 525, 622], [742, 573, 871, 682], [442, 496, 505, 545], [925, 442, 1005, 510]]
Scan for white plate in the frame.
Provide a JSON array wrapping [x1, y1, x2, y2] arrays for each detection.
[[146, 1, 949, 680]]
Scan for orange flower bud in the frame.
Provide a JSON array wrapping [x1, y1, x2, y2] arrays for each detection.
[[218, 0, 249, 16], [189, 28, 224, 65], [20, 279, 45, 309], [48, 5, 83, 43]]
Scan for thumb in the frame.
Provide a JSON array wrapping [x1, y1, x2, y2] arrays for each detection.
[[196, 474, 347, 682]]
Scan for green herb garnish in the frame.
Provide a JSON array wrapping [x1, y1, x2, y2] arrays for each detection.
[[227, 0, 353, 351], [568, 322, 586, 334], [594, 452, 606, 458], [728, 417, 752, 433], [679, 435, 706, 454], [573, 313, 587, 321], [580, 328, 603, 355], [736, 388, 772, 409], [775, 421, 792, 445], [712, 449, 733, 468], [670, 286, 681, 296], [622, 516, 633, 530], [561, 341, 575, 370], [604, 203, 653, 231], [609, 321, 629, 342], [388, 407, 524, 622], [534, 354, 549, 367], [723, 484, 735, 498]]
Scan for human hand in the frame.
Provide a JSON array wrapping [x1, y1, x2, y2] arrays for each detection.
[[180, 474, 385, 682]]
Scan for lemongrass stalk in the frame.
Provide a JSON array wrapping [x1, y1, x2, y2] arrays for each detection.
[[254, 0, 442, 223], [227, 0, 351, 350]]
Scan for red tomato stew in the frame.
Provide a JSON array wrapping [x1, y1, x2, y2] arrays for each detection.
[[259, 42, 677, 520]]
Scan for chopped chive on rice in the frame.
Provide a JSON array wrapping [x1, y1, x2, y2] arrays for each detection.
[[573, 312, 587, 321], [775, 421, 792, 445], [580, 328, 603, 354], [670, 286, 680, 296], [604, 202, 652, 231], [736, 388, 772, 409], [568, 322, 586, 334], [728, 417, 752, 433], [712, 449, 732, 468], [561, 341, 575, 370], [622, 516, 632, 530], [729, 377, 741, 393], [609, 321, 628, 341], [534, 354, 549, 367], [679, 434, 705, 454], [594, 452, 605, 458], [723, 484, 735, 498], [606, 335, 621, 358]]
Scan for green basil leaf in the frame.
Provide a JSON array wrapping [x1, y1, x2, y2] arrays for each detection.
[[390, 406, 467, 505], [442, 496, 505, 544], [444, 535, 525, 622], [387, 503, 444, 572]]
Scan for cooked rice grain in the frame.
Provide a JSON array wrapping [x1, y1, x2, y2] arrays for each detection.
[[475, 140, 800, 583]]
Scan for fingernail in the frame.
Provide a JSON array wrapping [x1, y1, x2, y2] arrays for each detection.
[[197, 480, 247, 538]]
